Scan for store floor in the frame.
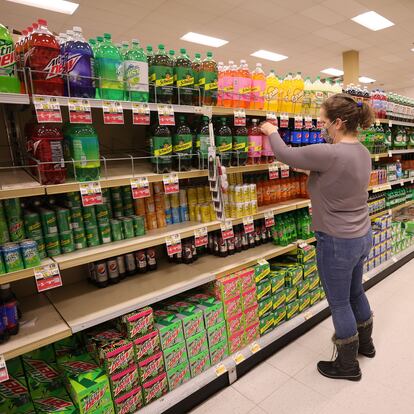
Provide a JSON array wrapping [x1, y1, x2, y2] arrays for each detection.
[[190, 259, 414, 414]]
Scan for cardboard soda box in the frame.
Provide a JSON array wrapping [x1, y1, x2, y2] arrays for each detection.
[[54, 336, 83, 360], [113, 386, 143, 414], [299, 293, 311, 313], [286, 299, 300, 320], [284, 266, 303, 287], [185, 330, 208, 359], [243, 303, 259, 327], [23, 359, 64, 399], [33, 395, 77, 414], [94, 403, 114, 414], [320, 286, 326, 300], [236, 268, 255, 291], [270, 271, 285, 294], [84, 329, 123, 357], [166, 362, 191, 391], [109, 365, 140, 400], [257, 297, 273, 319], [142, 373, 168, 405], [274, 306, 287, 327], [133, 330, 160, 362], [241, 286, 257, 310], [206, 321, 227, 349], [175, 310, 205, 339], [189, 350, 211, 378], [162, 341, 188, 372], [195, 301, 224, 329], [259, 313, 274, 336], [256, 279, 271, 302], [228, 329, 245, 354], [137, 352, 165, 384], [297, 244, 316, 264], [296, 279, 310, 298], [272, 290, 286, 311], [254, 261, 270, 284], [22, 345, 55, 363], [6, 357, 24, 378], [0, 374, 35, 414], [118, 307, 154, 341], [98, 339, 135, 376], [302, 261, 317, 279], [285, 286, 298, 304], [155, 314, 185, 350], [310, 288, 321, 306], [245, 322, 260, 344], [226, 311, 245, 337], [214, 274, 240, 300], [209, 340, 229, 366], [223, 295, 243, 319], [308, 274, 320, 291]]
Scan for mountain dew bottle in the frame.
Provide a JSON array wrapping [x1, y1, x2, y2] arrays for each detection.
[[0, 23, 20, 93], [124, 39, 149, 102], [95, 33, 124, 100]]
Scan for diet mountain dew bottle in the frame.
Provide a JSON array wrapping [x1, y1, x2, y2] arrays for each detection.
[[0, 23, 20, 93]]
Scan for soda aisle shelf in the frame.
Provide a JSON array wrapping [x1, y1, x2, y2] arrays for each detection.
[[0, 168, 45, 200], [47, 239, 312, 333], [369, 199, 414, 220], [389, 148, 414, 155], [368, 176, 414, 192], [0, 92, 30, 105], [0, 294, 71, 361]]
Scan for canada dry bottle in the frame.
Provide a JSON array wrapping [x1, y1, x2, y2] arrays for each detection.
[[200, 51, 218, 106], [192, 53, 202, 106], [232, 125, 248, 166], [175, 48, 194, 105], [215, 117, 232, 167], [196, 116, 210, 169], [151, 122, 172, 173], [150, 44, 173, 104], [173, 115, 193, 171]]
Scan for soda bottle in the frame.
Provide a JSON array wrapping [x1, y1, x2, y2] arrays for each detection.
[[151, 122, 172, 173], [264, 70, 280, 112], [64, 124, 100, 181], [236, 60, 251, 109], [107, 257, 120, 284], [124, 39, 149, 102], [0, 23, 21, 93], [195, 116, 210, 169], [215, 117, 232, 167], [121, 41, 129, 58], [292, 72, 304, 114], [150, 44, 174, 104], [173, 115, 193, 171], [135, 250, 147, 273], [95, 33, 124, 100], [175, 48, 194, 106], [0, 284, 19, 335], [290, 123, 302, 147], [217, 61, 224, 106], [222, 61, 235, 108], [64, 26, 95, 98], [146, 45, 154, 102], [199, 51, 218, 106], [191, 53, 202, 106], [250, 63, 266, 110], [146, 248, 157, 270], [25, 19, 63, 96], [261, 128, 275, 164], [117, 255, 126, 280], [232, 124, 248, 166], [248, 119, 262, 164]]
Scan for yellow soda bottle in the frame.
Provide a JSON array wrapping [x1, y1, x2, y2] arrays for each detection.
[[264, 69, 280, 112], [292, 72, 304, 114], [282, 73, 293, 114], [302, 77, 312, 115]]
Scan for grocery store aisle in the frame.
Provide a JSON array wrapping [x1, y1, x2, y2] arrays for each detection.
[[190, 259, 414, 414]]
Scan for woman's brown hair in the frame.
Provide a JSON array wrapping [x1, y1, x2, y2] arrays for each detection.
[[321, 93, 375, 132]]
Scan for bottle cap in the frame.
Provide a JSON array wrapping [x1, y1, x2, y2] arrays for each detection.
[[104, 33, 111, 39], [122, 40, 129, 46], [22, 29, 28, 35], [195, 53, 201, 58], [158, 44, 165, 49], [73, 26, 82, 32], [32, 23, 39, 30], [169, 49, 175, 55], [146, 45, 153, 50], [207, 51, 213, 57], [27, 26, 33, 33], [131, 39, 139, 44], [97, 36, 103, 42], [38, 19, 47, 25], [180, 48, 186, 54]]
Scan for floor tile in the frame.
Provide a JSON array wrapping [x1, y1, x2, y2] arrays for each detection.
[[248, 406, 267, 414], [295, 324, 333, 355]]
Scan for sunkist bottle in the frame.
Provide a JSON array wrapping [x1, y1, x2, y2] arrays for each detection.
[[95, 33, 124, 100], [25, 19, 64, 96], [292, 72, 304, 114], [264, 70, 280, 112], [222, 60, 235, 108], [173, 115, 193, 171], [312, 76, 324, 117], [175, 48, 194, 106], [191, 53, 202, 106], [248, 118, 262, 164], [232, 124, 248, 166], [215, 117, 232, 167], [0, 23, 20, 93], [250, 62, 266, 110], [151, 122, 172, 173], [124, 39, 149, 102], [65, 26, 95, 98], [150, 44, 174, 104], [199, 51, 217, 106]]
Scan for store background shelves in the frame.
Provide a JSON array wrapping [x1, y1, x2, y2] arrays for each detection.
[[370, 199, 414, 220], [368, 177, 414, 192], [0, 168, 45, 200]]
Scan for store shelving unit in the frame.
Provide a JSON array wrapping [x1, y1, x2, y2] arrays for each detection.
[[369, 199, 414, 220], [0, 92, 30, 105], [0, 168, 45, 200], [388, 149, 414, 155], [368, 177, 414, 192]]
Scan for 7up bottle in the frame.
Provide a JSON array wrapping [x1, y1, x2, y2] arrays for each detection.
[[0, 23, 20, 93], [124, 39, 149, 102]]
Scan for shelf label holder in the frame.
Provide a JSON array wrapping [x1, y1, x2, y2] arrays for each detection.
[[0, 355, 9, 383], [194, 226, 208, 247], [131, 177, 150, 199], [33, 95, 62, 123], [80, 181, 103, 206], [34, 261, 62, 293], [68, 98, 92, 124], [163, 173, 179, 194], [102, 100, 124, 124]]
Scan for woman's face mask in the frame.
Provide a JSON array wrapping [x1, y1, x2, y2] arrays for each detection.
[[321, 120, 335, 144]]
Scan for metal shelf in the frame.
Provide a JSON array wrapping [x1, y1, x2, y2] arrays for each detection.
[[368, 177, 414, 192], [370, 200, 414, 219], [0, 258, 53, 284], [0, 93, 30, 105], [377, 118, 414, 127], [0, 168, 45, 200]]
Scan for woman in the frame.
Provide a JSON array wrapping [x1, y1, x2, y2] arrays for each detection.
[[261, 93, 376, 382]]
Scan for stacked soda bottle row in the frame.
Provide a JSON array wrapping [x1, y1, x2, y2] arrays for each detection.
[[224, 183, 258, 219], [278, 123, 324, 147]]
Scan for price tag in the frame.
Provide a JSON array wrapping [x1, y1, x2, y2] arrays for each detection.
[[68, 98, 92, 123], [375, 119, 380, 126], [130, 177, 150, 199], [264, 210, 275, 227], [392, 256, 398, 263], [234, 108, 246, 126], [215, 363, 227, 377], [243, 216, 254, 234], [309, 206, 313, 216], [266, 111, 277, 121], [165, 234, 182, 255], [132, 102, 150, 125], [249, 342, 261, 354], [221, 220, 234, 240], [269, 163, 279, 180], [0, 356, 8, 383], [80, 181, 103, 206], [362, 275, 369, 283], [304, 116, 313, 129], [194, 226, 208, 247], [158, 104, 175, 126], [294, 115, 303, 129], [304, 311, 313, 320], [33, 95, 62, 123], [233, 353, 245, 365], [257, 259, 268, 266], [102, 100, 124, 124], [279, 114, 289, 128], [163, 173, 179, 194], [389, 120, 393, 127], [280, 164, 290, 178], [316, 117, 323, 129], [34, 262, 62, 293], [374, 155, 379, 162]]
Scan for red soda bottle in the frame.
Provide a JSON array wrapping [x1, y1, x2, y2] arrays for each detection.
[[26, 19, 63, 96]]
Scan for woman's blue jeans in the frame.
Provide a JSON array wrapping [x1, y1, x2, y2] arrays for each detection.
[[315, 230, 373, 339]]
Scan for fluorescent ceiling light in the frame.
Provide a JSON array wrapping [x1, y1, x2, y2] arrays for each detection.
[[321, 68, 344, 76], [359, 76, 376, 83], [180, 32, 228, 47], [351, 11, 394, 31], [250, 50, 288, 62], [6, 0, 78, 14], [411, 48, 414, 52]]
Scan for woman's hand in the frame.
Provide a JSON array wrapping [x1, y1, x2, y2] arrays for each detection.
[[260, 121, 278, 136], [293, 168, 310, 176]]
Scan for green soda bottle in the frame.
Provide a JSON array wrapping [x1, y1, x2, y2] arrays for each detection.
[[192, 53, 202, 106], [149, 44, 173, 104], [94, 36, 104, 98], [121, 41, 129, 58], [0, 23, 20, 93], [146, 45, 155, 102], [215, 117, 232, 167], [200, 51, 218, 106], [196, 116, 210, 169], [173, 115, 193, 171], [95, 33, 124, 100], [124, 39, 149, 102], [175, 48, 194, 106], [151, 122, 172, 173]]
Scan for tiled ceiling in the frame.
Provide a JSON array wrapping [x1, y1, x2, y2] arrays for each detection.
[[2, 0, 414, 92]]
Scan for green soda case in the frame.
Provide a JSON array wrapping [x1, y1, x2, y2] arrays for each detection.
[[286, 299, 300, 320], [113, 386, 143, 414], [137, 352, 165, 385], [110, 219, 123, 242], [110, 188, 124, 218], [59, 231, 75, 254], [109, 364, 140, 401], [20, 240, 41, 268], [189, 349, 211, 378], [188, 300, 224, 330], [166, 362, 190, 392], [272, 290, 286, 311], [82, 206, 97, 227], [206, 320, 227, 349], [310, 289, 321, 306], [296, 279, 310, 298], [0, 254, 5, 275], [98, 222, 112, 244], [2, 242, 25, 272], [33, 395, 77, 414], [166, 302, 205, 338], [22, 344, 56, 363], [274, 306, 287, 327], [23, 211, 43, 238], [186, 330, 208, 359], [6, 357, 24, 378], [308, 274, 320, 291], [256, 279, 271, 302], [302, 260, 317, 279], [209, 339, 229, 366], [120, 217, 134, 239], [95, 204, 110, 224], [299, 293, 311, 313], [118, 307, 154, 341], [45, 233, 61, 257], [162, 341, 188, 372], [142, 372, 168, 405], [259, 313, 274, 336], [297, 244, 316, 263], [55, 207, 71, 233], [254, 261, 270, 284], [284, 266, 303, 287], [33, 236, 47, 259], [69, 207, 84, 230], [131, 215, 145, 237], [7, 217, 25, 242], [73, 228, 87, 250], [40, 209, 58, 235], [85, 225, 100, 247], [284, 286, 298, 304], [65, 192, 82, 208], [0, 374, 35, 414], [98, 339, 135, 376], [270, 271, 286, 294], [0, 201, 10, 244], [133, 330, 161, 362], [156, 316, 185, 350], [54, 336, 83, 360], [258, 295, 273, 318]]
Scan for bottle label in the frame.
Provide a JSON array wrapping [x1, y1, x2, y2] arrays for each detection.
[[0, 40, 16, 76], [290, 131, 302, 144], [152, 65, 174, 86], [222, 75, 233, 100], [97, 58, 124, 88], [301, 131, 310, 145], [173, 134, 192, 153], [72, 136, 100, 168], [198, 134, 210, 157], [251, 79, 265, 100], [238, 77, 252, 101], [152, 137, 172, 157], [4, 301, 18, 329], [66, 52, 94, 86], [200, 71, 218, 90], [248, 135, 262, 156], [309, 131, 318, 144], [124, 60, 149, 92], [232, 136, 248, 152], [262, 135, 274, 156], [176, 67, 194, 88], [215, 136, 232, 153]]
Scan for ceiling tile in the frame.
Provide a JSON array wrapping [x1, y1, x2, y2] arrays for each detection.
[[300, 4, 348, 25], [321, 0, 368, 18], [313, 27, 351, 41]]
